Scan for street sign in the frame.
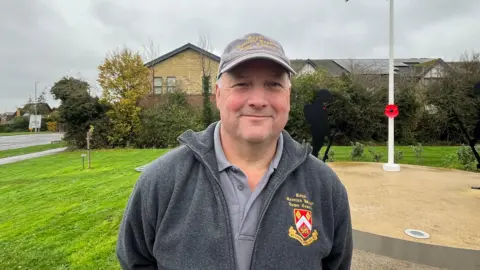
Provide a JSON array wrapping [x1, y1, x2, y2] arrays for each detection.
[[29, 115, 42, 129]]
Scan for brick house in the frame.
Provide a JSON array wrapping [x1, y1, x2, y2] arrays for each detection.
[[141, 43, 220, 108]]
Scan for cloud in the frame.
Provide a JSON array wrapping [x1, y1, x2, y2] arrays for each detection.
[[0, 0, 479, 112]]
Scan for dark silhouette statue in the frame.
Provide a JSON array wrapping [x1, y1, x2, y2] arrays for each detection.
[[304, 89, 333, 160]]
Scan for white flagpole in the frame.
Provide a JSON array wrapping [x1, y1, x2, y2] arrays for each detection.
[[383, 0, 400, 171], [346, 0, 400, 171]]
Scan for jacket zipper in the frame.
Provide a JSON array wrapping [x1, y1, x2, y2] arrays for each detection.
[[248, 151, 309, 270]]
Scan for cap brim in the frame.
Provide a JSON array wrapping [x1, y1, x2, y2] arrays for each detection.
[[219, 52, 297, 77]]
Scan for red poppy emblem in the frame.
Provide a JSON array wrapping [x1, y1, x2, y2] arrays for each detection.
[[385, 104, 399, 118]]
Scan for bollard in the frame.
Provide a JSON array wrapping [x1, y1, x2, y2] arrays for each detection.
[[81, 154, 87, 170]]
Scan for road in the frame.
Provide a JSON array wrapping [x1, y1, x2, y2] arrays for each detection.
[[0, 133, 64, 151]]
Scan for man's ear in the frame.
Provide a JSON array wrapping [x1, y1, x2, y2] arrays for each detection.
[[215, 83, 221, 108]]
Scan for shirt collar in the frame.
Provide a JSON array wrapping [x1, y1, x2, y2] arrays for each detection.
[[213, 121, 284, 172]]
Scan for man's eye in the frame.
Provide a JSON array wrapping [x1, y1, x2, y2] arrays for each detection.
[[234, 83, 248, 87], [267, 82, 283, 88]]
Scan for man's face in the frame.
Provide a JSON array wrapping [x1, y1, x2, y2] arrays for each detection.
[[215, 59, 291, 144]]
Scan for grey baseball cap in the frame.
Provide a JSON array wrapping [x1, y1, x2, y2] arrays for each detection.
[[217, 33, 296, 79]]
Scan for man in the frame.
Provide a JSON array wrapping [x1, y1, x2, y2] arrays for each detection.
[[116, 33, 353, 270]]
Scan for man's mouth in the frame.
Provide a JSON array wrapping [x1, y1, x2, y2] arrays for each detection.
[[242, 115, 269, 118]]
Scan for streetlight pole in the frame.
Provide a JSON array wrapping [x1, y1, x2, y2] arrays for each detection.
[[383, 0, 400, 171], [35, 81, 38, 132]]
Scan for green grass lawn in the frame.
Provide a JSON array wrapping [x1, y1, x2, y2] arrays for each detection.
[[0, 142, 67, 159], [0, 131, 55, 136], [0, 149, 169, 270], [319, 145, 465, 169], [0, 145, 474, 269]]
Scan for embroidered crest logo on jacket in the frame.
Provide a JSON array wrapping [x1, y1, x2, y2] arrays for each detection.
[[286, 193, 319, 246]]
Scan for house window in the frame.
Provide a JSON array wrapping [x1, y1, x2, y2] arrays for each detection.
[[167, 77, 176, 92], [154, 77, 163, 94]]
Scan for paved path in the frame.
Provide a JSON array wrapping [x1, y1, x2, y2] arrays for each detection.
[[352, 249, 445, 269], [0, 133, 64, 151], [0, 147, 68, 165]]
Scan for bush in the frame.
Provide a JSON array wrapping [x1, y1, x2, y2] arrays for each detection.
[[456, 144, 480, 170], [368, 147, 383, 162], [394, 150, 404, 163], [89, 116, 114, 149], [7, 116, 29, 131], [441, 153, 457, 168], [47, 121, 57, 132], [135, 92, 204, 148], [410, 143, 424, 163], [350, 142, 365, 161], [327, 149, 335, 162], [60, 98, 109, 149], [410, 143, 424, 157]]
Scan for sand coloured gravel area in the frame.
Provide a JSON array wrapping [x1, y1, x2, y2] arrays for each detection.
[[327, 162, 480, 250], [352, 249, 447, 270]]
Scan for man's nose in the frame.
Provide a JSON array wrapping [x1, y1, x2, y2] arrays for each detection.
[[247, 86, 268, 107]]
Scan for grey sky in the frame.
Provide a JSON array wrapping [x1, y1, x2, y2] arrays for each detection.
[[1, 0, 479, 112]]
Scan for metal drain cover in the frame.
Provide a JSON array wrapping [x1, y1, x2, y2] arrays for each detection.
[[405, 229, 430, 239]]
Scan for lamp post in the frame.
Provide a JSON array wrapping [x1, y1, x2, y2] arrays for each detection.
[[347, 0, 400, 171], [35, 81, 39, 133]]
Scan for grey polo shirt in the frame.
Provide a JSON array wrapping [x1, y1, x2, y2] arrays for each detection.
[[213, 121, 283, 270]]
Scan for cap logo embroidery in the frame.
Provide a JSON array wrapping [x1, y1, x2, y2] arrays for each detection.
[[236, 35, 281, 51], [286, 193, 318, 246]]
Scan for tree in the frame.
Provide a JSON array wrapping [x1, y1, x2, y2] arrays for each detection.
[[198, 35, 214, 78], [141, 37, 162, 64], [97, 47, 151, 146], [50, 76, 109, 148], [36, 89, 47, 104], [197, 34, 215, 127], [392, 74, 422, 144], [422, 51, 480, 144], [51, 76, 91, 101], [23, 88, 48, 116]]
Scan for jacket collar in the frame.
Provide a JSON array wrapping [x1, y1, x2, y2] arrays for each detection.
[[177, 121, 312, 174]]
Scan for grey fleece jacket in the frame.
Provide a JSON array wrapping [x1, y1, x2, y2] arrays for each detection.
[[116, 122, 353, 270]]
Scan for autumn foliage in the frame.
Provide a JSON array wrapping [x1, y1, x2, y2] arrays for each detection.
[[97, 47, 151, 146]]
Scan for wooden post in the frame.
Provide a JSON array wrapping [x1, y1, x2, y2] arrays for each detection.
[[81, 154, 86, 170], [86, 131, 91, 169]]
